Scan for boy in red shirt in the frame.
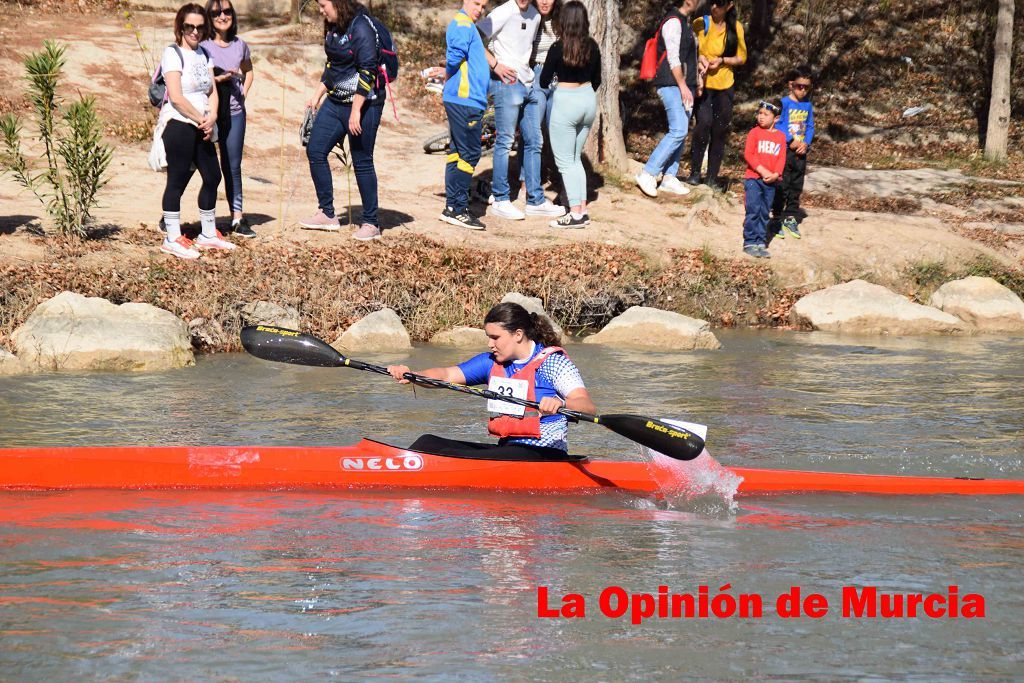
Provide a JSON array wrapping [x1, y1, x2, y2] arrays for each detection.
[[742, 100, 787, 258]]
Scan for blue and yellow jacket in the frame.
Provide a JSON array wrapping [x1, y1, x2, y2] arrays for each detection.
[[443, 10, 489, 110]]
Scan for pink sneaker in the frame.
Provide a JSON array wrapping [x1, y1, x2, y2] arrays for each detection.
[[352, 223, 381, 241], [194, 231, 237, 250], [299, 210, 341, 231], [160, 235, 201, 260]]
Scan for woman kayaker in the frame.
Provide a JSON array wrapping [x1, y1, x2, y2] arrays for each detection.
[[387, 302, 596, 459]]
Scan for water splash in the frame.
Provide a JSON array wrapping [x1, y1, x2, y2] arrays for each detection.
[[641, 420, 743, 514]]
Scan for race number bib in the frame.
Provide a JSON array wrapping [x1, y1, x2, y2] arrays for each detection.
[[487, 376, 528, 416]]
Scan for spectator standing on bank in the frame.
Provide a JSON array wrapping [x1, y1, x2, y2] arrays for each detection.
[[771, 65, 815, 240], [539, 1, 600, 228], [741, 100, 786, 259], [686, 0, 746, 191], [159, 3, 236, 259], [521, 0, 560, 186], [479, 0, 565, 221], [201, 0, 255, 238], [301, 0, 389, 240], [439, 0, 491, 230], [635, 0, 699, 198]]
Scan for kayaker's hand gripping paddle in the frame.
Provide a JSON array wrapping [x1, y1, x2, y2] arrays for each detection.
[[241, 325, 706, 461]]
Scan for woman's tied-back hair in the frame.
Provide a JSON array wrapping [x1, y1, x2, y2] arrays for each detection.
[[710, 0, 739, 59], [206, 0, 238, 41], [324, 0, 360, 37], [558, 1, 591, 69], [485, 303, 562, 347], [175, 3, 210, 44]]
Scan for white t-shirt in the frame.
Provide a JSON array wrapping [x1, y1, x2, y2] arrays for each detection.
[[477, 0, 540, 85], [159, 45, 214, 125]]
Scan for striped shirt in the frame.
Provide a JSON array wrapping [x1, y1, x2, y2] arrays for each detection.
[[531, 17, 558, 68]]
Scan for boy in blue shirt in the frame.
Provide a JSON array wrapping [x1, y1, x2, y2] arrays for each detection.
[[771, 65, 815, 240], [440, 0, 491, 230]]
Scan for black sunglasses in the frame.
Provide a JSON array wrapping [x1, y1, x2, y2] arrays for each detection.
[[183, 22, 205, 34], [212, 7, 234, 17]]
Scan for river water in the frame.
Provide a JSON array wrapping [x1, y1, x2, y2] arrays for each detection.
[[1, 330, 1022, 679]]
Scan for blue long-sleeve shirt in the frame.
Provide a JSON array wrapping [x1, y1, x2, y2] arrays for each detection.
[[443, 9, 489, 110], [776, 96, 815, 146]]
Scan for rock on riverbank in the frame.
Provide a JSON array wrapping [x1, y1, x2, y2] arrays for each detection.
[[791, 280, 967, 335], [11, 291, 193, 372]]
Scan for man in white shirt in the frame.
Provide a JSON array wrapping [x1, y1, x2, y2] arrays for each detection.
[[478, 0, 565, 220]]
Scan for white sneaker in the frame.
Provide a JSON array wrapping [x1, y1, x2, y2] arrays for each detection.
[[487, 194, 495, 205], [489, 200, 526, 220], [160, 235, 201, 260], [658, 175, 691, 196], [635, 172, 659, 198], [525, 200, 566, 217], [194, 232, 237, 250]]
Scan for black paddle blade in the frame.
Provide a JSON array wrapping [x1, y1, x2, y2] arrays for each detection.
[[240, 325, 347, 368], [599, 414, 705, 461]]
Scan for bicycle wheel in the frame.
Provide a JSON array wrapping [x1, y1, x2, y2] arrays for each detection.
[[422, 132, 450, 154]]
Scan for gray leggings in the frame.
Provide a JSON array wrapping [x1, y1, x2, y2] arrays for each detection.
[[548, 85, 596, 208]]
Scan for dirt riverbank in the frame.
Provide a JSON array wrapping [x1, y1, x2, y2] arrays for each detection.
[[1, 8, 1022, 349]]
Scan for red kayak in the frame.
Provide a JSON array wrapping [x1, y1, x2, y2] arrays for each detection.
[[0, 439, 1021, 496]]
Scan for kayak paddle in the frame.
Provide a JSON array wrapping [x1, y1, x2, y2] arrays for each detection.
[[240, 325, 706, 461]]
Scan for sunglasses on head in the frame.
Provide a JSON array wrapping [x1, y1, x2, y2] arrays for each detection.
[[213, 7, 234, 17], [183, 22, 205, 34], [758, 100, 780, 115]]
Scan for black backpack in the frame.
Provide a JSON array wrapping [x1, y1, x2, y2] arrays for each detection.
[[359, 14, 399, 86]]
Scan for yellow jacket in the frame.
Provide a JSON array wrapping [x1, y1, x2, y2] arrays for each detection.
[[693, 15, 747, 91]]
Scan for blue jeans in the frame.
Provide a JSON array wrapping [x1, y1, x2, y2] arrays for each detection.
[[643, 86, 691, 178], [306, 96, 383, 226], [216, 110, 246, 214], [743, 178, 776, 247], [443, 102, 484, 214], [489, 77, 544, 205], [520, 65, 552, 183]]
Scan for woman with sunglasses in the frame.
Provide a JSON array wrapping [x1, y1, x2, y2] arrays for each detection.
[[158, 3, 235, 259], [201, 0, 256, 238]]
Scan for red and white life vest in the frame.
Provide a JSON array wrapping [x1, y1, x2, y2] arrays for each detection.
[[487, 346, 566, 439]]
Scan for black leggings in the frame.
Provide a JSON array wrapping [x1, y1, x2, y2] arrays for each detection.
[[689, 87, 735, 180], [162, 119, 221, 212]]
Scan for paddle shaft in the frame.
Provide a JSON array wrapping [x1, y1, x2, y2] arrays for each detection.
[[340, 357, 594, 422]]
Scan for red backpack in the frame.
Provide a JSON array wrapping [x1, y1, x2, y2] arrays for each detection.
[[639, 16, 675, 80]]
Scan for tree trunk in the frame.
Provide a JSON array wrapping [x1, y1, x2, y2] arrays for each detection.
[[291, 0, 301, 25], [580, 0, 629, 172], [984, 0, 1014, 161]]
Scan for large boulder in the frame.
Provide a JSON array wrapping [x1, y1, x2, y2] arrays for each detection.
[[334, 308, 412, 352], [582, 306, 721, 350], [11, 291, 193, 371], [0, 348, 26, 376], [239, 301, 300, 330], [791, 279, 967, 335], [928, 276, 1024, 332], [429, 326, 488, 349], [500, 292, 565, 340]]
